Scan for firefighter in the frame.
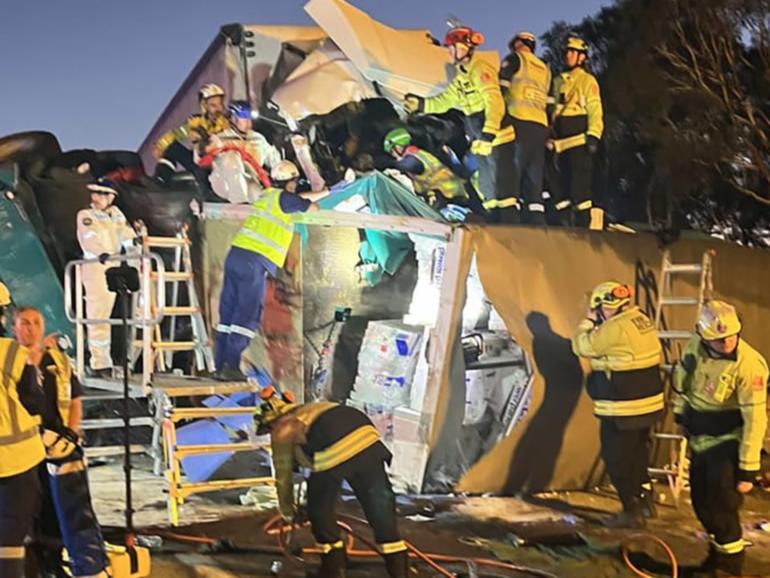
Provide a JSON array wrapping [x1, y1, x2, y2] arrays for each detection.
[[572, 281, 663, 528], [404, 26, 519, 223], [14, 307, 109, 578], [674, 301, 767, 577], [0, 281, 10, 336], [548, 36, 604, 228], [383, 127, 484, 221], [0, 328, 45, 578], [214, 161, 319, 381], [76, 180, 137, 378], [153, 82, 231, 186], [254, 386, 408, 578], [499, 32, 551, 225]]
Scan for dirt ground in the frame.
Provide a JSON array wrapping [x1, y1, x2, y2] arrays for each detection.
[[87, 456, 770, 578]]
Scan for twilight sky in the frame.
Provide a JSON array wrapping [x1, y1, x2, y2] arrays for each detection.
[[1, 0, 609, 151]]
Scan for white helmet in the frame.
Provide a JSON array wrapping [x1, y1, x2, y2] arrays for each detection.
[[271, 160, 300, 182], [199, 83, 225, 102]]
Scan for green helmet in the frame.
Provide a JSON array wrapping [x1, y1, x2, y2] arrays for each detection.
[[383, 128, 411, 153]]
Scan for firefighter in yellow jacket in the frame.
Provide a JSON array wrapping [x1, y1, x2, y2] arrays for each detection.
[[255, 387, 408, 578], [153, 83, 230, 186], [572, 281, 663, 528], [404, 26, 518, 223], [0, 333, 45, 578], [674, 301, 767, 577], [499, 32, 551, 224], [548, 37, 604, 228]]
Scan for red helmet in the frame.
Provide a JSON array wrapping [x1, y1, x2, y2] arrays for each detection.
[[443, 26, 485, 48]]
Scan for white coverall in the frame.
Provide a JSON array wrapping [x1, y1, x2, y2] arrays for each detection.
[[76, 205, 136, 370]]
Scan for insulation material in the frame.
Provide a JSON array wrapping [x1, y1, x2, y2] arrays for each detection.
[[350, 320, 423, 408]]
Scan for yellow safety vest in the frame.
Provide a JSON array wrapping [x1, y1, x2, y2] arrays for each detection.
[[551, 66, 604, 139], [506, 52, 550, 126], [0, 339, 45, 477], [572, 306, 664, 418], [674, 337, 768, 471], [231, 188, 295, 268], [404, 147, 467, 203], [44, 348, 73, 427]]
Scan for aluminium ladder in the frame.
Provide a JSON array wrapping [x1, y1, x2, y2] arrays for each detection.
[[132, 223, 215, 376], [648, 248, 714, 504]]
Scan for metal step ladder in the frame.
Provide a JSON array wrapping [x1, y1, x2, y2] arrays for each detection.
[[132, 223, 215, 377], [648, 249, 714, 504]]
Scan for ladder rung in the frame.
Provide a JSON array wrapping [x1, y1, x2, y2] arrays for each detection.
[[661, 363, 674, 372], [133, 340, 197, 351], [151, 271, 193, 281], [660, 296, 700, 306], [85, 444, 146, 458], [648, 467, 682, 476], [81, 417, 154, 429], [164, 306, 199, 316], [81, 392, 126, 401], [658, 330, 694, 340], [173, 477, 274, 499], [170, 407, 257, 421], [173, 442, 268, 458], [143, 236, 188, 248], [664, 263, 703, 274]]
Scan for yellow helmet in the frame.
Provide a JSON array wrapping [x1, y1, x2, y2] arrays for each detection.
[[0, 282, 10, 307], [253, 386, 296, 433], [270, 160, 300, 182], [566, 36, 588, 53], [590, 281, 633, 310], [511, 31, 537, 50], [697, 300, 742, 341]]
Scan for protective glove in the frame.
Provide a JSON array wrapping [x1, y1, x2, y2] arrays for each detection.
[[586, 135, 600, 155], [98, 253, 111, 264], [403, 93, 424, 114], [470, 139, 494, 157], [440, 204, 471, 222], [680, 353, 697, 374]]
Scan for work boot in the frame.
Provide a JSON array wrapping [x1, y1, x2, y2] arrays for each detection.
[[691, 548, 744, 578], [384, 550, 410, 578], [316, 548, 347, 578], [213, 366, 247, 382], [524, 205, 547, 226], [574, 208, 591, 228], [640, 487, 657, 519]]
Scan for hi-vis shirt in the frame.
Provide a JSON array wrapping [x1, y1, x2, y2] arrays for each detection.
[[674, 337, 768, 474], [551, 66, 604, 139], [76, 205, 136, 260]]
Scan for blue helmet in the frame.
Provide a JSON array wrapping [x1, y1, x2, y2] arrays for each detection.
[[228, 100, 252, 120]]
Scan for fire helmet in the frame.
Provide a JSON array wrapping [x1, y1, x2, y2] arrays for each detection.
[[590, 281, 633, 310], [444, 26, 485, 48], [270, 160, 300, 182], [696, 300, 742, 341], [383, 128, 412, 154]]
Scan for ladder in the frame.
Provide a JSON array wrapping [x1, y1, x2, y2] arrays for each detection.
[[132, 224, 215, 377], [648, 249, 714, 504]]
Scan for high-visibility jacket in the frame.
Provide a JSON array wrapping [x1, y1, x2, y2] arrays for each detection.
[[44, 347, 73, 428], [501, 52, 551, 127], [403, 146, 467, 202], [0, 339, 45, 477], [572, 306, 664, 420], [424, 56, 515, 144], [155, 113, 231, 156], [674, 337, 768, 475], [270, 402, 389, 520], [551, 66, 604, 139], [231, 188, 295, 268]]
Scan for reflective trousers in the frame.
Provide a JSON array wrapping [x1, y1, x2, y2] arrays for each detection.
[[0, 466, 41, 578], [215, 247, 269, 371], [599, 419, 651, 512], [82, 262, 115, 370]]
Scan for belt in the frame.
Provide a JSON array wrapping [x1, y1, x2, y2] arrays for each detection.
[[683, 405, 743, 436]]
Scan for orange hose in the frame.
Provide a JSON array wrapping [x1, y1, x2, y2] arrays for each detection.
[[622, 533, 678, 578]]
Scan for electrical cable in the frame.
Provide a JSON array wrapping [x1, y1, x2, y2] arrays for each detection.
[[621, 533, 678, 578]]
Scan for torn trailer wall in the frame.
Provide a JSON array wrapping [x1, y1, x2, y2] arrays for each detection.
[[436, 227, 770, 494]]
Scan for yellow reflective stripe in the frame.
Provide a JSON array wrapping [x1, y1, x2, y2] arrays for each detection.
[[379, 540, 407, 554], [492, 125, 516, 145], [593, 393, 665, 417], [317, 540, 345, 554], [313, 425, 381, 472], [555, 200, 571, 211], [482, 199, 499, 209], [576, 200, 592, 211], [496, 198, 520, 209], [712, 538, 745, 554], [0, 426, 40, 445], [0, 546, 25, 559]]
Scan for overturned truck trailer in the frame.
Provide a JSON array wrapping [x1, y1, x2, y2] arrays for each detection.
[[138, 0, 770, 496]]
